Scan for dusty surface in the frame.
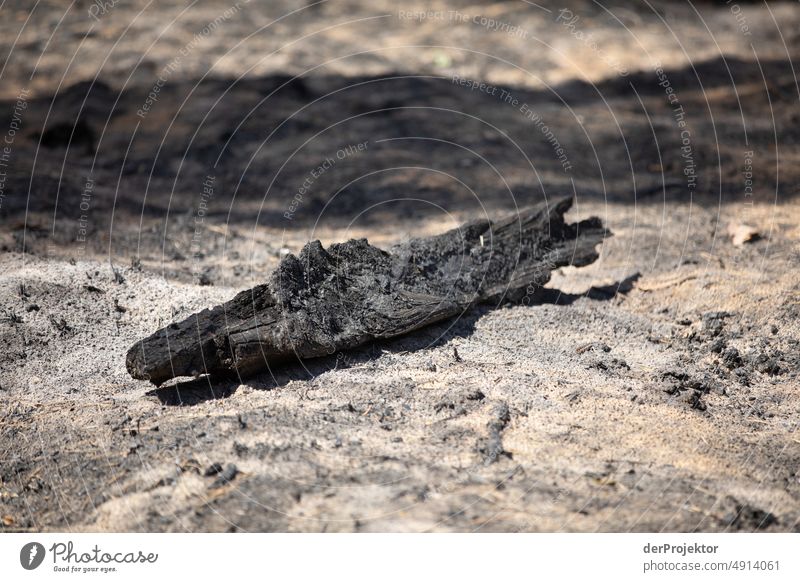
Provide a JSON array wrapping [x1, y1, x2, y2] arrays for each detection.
[[1, 0, 799, 532]]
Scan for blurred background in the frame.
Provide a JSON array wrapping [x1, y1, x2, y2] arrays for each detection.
[[2, 0, 799, 285]]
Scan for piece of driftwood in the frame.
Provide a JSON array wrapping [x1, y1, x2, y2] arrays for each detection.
[[126, 197, 608, 385]]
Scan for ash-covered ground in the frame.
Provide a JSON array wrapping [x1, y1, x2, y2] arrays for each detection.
[[1, 0, 799, 532]]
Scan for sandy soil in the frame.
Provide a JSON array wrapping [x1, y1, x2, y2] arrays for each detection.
[[1, 0, 799, 532]]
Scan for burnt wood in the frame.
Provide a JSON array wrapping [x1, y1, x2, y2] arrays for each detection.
[[126, 197, 608, 385]]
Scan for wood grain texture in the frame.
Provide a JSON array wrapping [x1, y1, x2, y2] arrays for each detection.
[[126, 197, 608, 384]]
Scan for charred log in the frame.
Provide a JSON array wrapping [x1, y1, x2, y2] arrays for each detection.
[[126, 197, 608, 385]]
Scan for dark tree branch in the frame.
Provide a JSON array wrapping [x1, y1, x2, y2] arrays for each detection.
[[126, 197, 609, 385]]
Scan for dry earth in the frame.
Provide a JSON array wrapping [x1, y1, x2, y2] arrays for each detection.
[[1, 0, 799, 532]]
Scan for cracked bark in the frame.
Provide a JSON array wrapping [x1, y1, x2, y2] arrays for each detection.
[[126, 197, 609, 385]]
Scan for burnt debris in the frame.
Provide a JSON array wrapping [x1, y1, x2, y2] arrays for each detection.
[[126, 197, 608, 385]]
